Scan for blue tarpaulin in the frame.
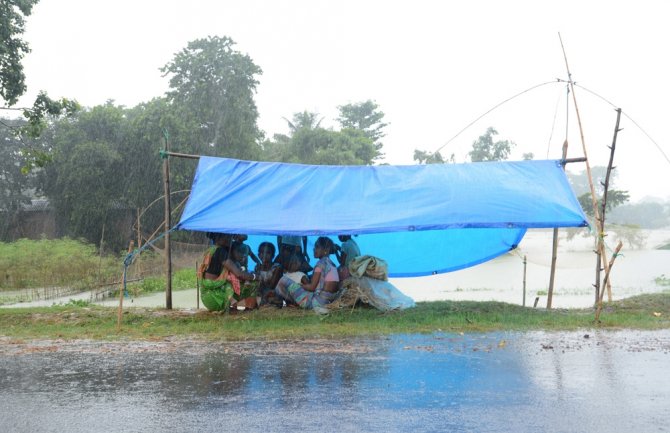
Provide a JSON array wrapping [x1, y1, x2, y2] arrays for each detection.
[[177, 157, 587, 277]]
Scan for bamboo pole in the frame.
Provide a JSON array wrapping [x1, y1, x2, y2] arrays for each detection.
[[522, 255, 527, 307], [594, 240, 623, 321], [97, 223, 105, 283], [558, 33, 612, 304], [547, 140, 569, 309], [598, 108, 622, 302], [135, 208, 143, 277], [162, 130, 173, 310], [117, 240, 134, 331], [196, 261, 200, 310]]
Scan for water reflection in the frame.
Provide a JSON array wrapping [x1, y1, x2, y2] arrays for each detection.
[[1, 331, 669, 433]]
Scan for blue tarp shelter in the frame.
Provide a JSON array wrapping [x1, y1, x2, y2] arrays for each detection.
[[177, 157, 587, 277]]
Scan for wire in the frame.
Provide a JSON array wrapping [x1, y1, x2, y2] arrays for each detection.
[[573, 83, 670, 167], [545, 84, 566, 159], [432, 80, 560, 156]]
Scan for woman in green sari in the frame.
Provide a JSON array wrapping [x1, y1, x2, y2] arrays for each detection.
[[199, 233, 235, 312]]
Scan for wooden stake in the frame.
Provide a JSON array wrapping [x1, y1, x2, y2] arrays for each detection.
[[522, 255, 527, 307], [117, 240, 134, 331], [594, 240, 623, 321], [195, 261, 200, 310], [162, 130, 173, 310], [547, 139, 569, 309], [97, 223, 105, 284], [136, 208, 142, 277]]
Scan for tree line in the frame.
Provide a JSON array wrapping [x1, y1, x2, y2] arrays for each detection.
[[1, 34, 391, 248], [2, 2, 667, 251]]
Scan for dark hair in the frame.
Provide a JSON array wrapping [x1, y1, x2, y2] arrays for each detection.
[[315, 236, 335, 255], [207, 232, 231, 242], [231, 241, 247, 255], [287, 253, 302, 268], [258, 241, 275, 257]]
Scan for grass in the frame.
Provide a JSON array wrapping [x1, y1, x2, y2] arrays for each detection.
[[124, 268, 196, 296], [1, 292, 668, 341], [0, 238, 121, 290]]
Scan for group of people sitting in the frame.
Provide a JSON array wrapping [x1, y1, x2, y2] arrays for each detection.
[[198, 233, 361, 312]]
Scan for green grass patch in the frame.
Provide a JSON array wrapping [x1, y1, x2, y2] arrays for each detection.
[[1, 292, 669, 341], [0, 238, 120, 290], [124, 268, 196, 297]]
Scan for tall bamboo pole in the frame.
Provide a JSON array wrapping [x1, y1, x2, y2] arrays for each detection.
[[558, 33, 611, 304], [162, 130, 173, 310], [547, 139, 569, 309], [522, 255, 527, 307], [598, 108, 622, 302]]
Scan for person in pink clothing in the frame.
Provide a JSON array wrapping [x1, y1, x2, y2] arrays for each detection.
[[274, 237, 339, 309]]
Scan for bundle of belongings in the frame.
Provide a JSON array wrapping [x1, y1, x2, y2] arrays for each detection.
[[328, 255, 415, 311]]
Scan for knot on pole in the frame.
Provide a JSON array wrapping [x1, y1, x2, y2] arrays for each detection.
[[159, 149, 168, 159]]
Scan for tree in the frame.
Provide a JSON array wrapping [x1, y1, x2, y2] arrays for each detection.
[[337, 100, 387, 159], [1, 0, 79, 170], [0, 117, 35, 239], [39, 104, 128, 247], [0, 0, 40, 105], [609, 200, 670, 229], [413, 149, 455, 164], [161, 36, 263, 160], [265, 108, 380, 165], [284, 111, 323, 133], [279, 127, 377, 166], [577, 190, 630, 219], [468, 127, 515, 162], [567, 166, 630, 219]]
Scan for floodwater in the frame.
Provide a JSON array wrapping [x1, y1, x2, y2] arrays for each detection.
[[1, 331, 669, 432]]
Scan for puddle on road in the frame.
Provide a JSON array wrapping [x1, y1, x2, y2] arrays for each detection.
[[1, 330, 669, 432]]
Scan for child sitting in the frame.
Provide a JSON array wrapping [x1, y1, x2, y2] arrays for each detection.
[[233, 234, 260, 269], [284, 254, 308, 285], [255, 242, 282, 305]]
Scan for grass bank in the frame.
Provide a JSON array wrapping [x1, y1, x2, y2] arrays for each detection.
[[1, 292, 668, 341], [0, 238, 121, 290]]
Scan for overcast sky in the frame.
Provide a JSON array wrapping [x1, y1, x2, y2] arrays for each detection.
[[12, 0, 670, 201]]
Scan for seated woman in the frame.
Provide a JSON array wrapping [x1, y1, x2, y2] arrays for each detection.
[[335, 234, 361, 280], [274, 237, 339, 310], [199, 233, 234, 311], [224, 241, 260, 310]]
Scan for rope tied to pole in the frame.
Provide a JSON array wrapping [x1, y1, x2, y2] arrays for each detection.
[[121, 226, 179, 302]]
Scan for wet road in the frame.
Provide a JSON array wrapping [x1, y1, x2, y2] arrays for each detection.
[[1, 330, 669, 432]]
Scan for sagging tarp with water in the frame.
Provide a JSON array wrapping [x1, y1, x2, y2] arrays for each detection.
[[176, 157, 587, 277]]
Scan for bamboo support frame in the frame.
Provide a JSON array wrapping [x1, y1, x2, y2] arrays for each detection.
[[162, 132, 173, 310], [597, 108, 622, 302], [558, 33, 612, 304], [594, 240, 623, 321]]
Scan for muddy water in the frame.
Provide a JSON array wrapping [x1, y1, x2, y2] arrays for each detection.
[[1, 330, 669, 432]]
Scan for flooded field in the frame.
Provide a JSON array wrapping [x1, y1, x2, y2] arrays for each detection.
[[1, 331, 669, 432]]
